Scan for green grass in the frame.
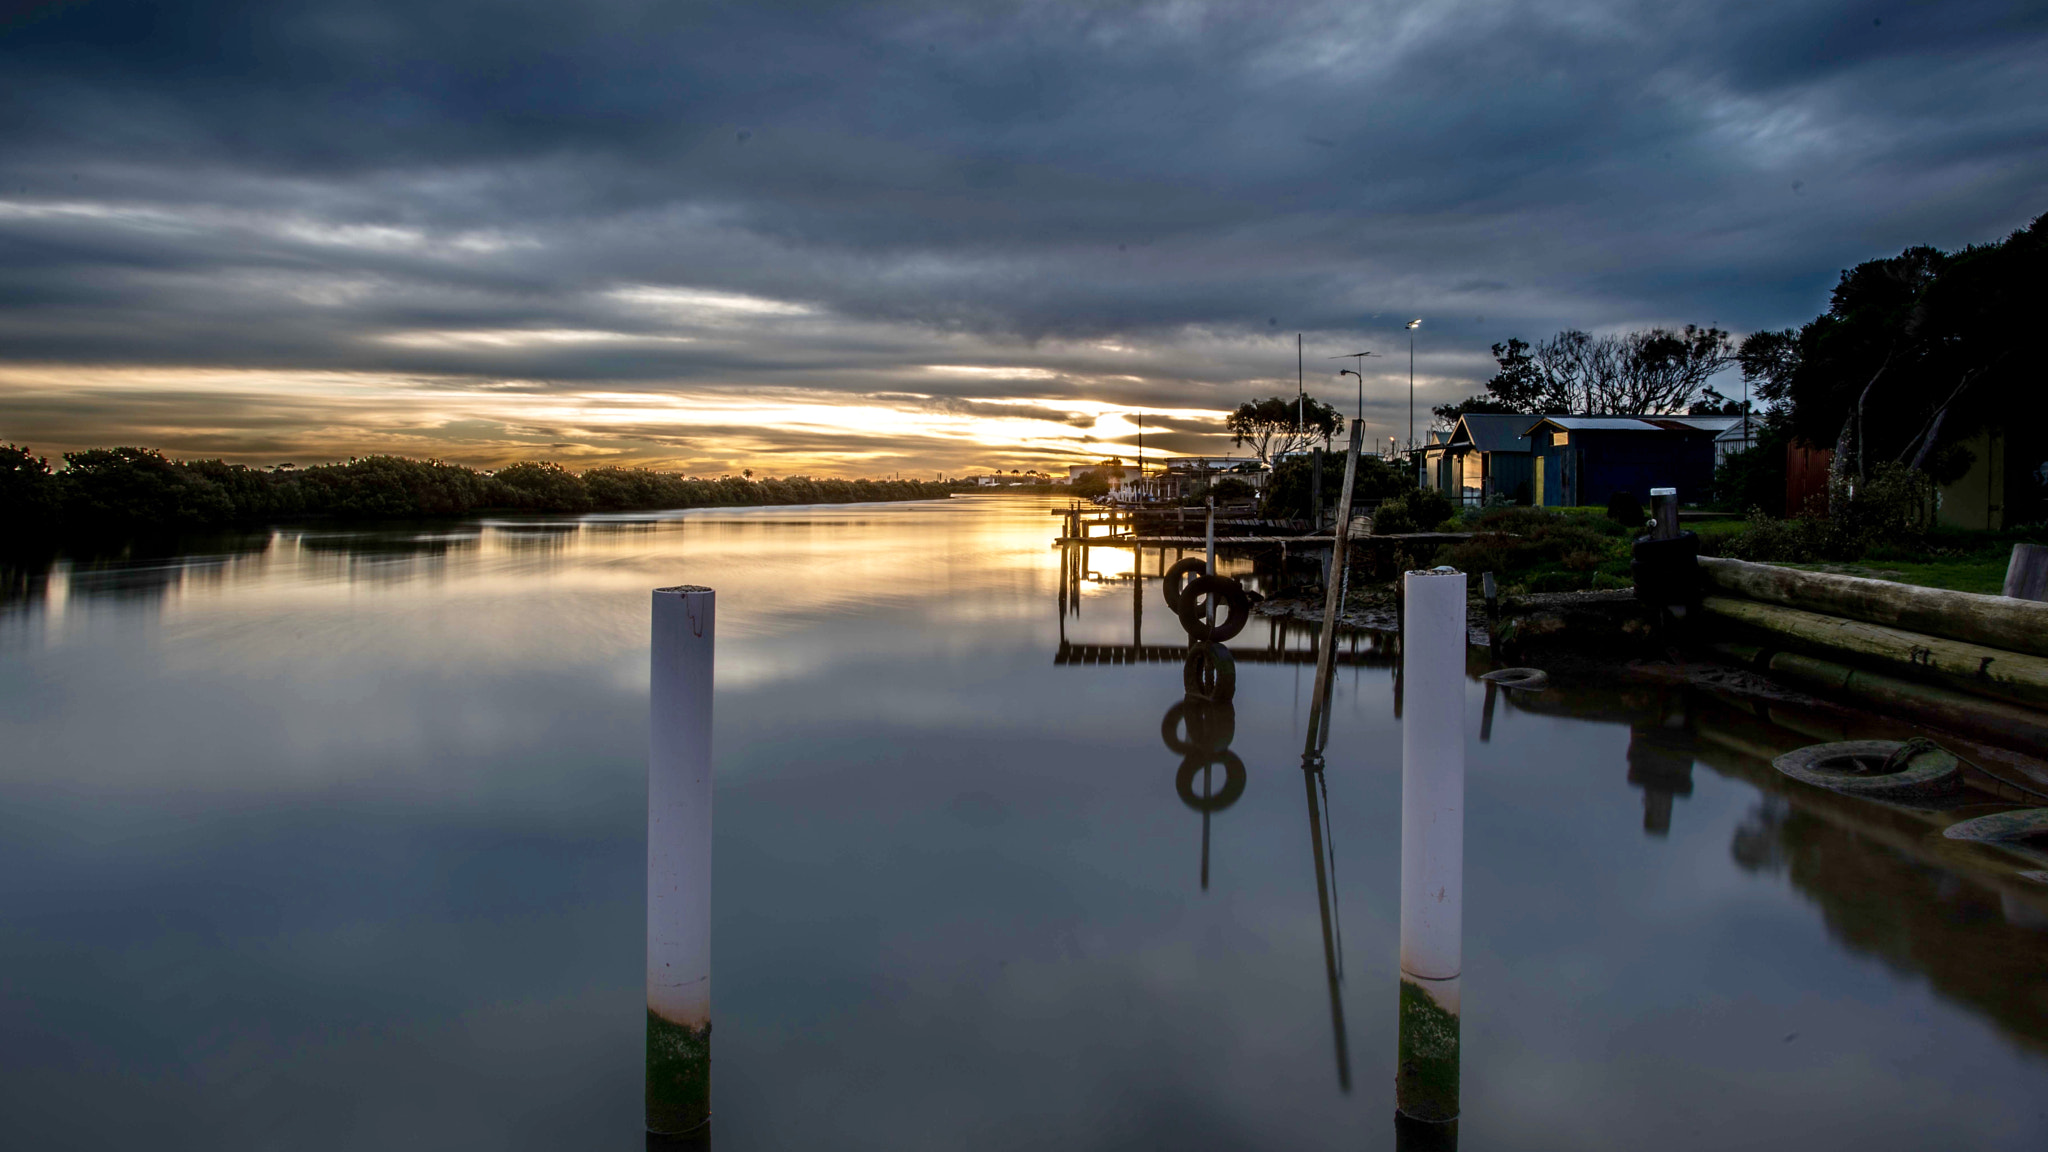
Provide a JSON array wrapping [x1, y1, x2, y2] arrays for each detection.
[[1772, 550, 2015, 595]]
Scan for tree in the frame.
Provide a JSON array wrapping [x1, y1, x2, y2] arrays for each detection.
[[1600, 325, 1735, 413], [1225, 396, 1342, 465], [1780, 218, 2040, 491], [1, 444, 58, 534], [1738, 329, 1800, 410], [1433, 327, 1734, 420]]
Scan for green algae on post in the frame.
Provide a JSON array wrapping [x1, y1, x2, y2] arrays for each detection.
[[646, 1009, 711, 1135], [1397, 978, 1460, 1123]]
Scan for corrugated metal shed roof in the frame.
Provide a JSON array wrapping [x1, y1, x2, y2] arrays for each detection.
[[1447, 413, 1539, 453], [1521, 415, 1738, 436], [1650, 415, 1743, 432]]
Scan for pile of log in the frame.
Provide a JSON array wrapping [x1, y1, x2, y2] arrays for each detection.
[[1696, 557, 2048, 747]]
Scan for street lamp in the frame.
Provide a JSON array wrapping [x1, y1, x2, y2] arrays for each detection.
[[1330, 350, 1375, 429], [1406, 319, 1422, 452]]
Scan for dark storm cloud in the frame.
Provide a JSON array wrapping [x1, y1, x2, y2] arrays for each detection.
[[1, 0, 2043, 465]]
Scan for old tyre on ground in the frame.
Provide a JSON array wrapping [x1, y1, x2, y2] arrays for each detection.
[[1942, 808, 2048, 843], [1176, 751, 1247, 812], [1177, 574, 1251, 643], [1183, 643, 1238, 703], [1163, 557, 1208, 615], [1480, 667, 1549, 691], [1772, 738, 1961, 800]]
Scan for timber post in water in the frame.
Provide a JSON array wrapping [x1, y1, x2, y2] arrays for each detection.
[[648, 586, 714, 1137], [1306, 420, 1364, 752], [1397, 567, 1465, 1141]]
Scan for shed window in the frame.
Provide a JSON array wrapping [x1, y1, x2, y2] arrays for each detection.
[[1552, 431, 1570, 447]]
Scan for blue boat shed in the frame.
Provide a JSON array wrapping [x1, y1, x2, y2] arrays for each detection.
[[1522, 415, 1740, 508]]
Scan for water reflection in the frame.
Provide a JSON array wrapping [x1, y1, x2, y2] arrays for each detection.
[[7, 496, 2048, 1149], [1516, 675, 2048, 1061], [1161, 693, 1243, 891]]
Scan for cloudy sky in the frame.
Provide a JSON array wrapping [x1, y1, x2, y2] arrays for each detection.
[[2, 0, 2042, 476]]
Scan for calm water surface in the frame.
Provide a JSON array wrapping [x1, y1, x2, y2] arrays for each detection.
[[4, 495, 2046, 1148]]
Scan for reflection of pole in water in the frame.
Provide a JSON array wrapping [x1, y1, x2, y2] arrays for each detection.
[[1480, 681, 1497, 743], [1058, 541, 1069, 634], [1627, 696, 1696, 837], [648, 585, 714, 1137], [1133, 543, 1142, 648], [1397, 569, 1463, 1140], [1165, 685, 1242, 894], [1302, 756, 1352, 1091]]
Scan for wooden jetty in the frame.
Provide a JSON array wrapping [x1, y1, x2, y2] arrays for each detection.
[[1054, 532, 1472, 547], [1054, 640, 1388, 667]]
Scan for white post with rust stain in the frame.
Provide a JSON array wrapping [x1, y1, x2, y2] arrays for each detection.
[[1397, 567, 1464, 1130], [648, 585, 714, 1136]]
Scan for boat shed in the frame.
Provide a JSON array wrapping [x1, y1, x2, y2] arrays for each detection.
[[1522, 415, 1739, 508], [1425, 413, 1543, 506]]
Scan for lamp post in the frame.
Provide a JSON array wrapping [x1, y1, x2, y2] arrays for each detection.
[[1406, 320, 1422, 453], [1331, 351, 1375, 427]]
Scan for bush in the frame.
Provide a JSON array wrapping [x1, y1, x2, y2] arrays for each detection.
[[495, 461, 593, 513], [1263, 452, 1410, 518], [1, 444, 59, 535], [1606, 491, 1645, 527], [0, 443, 955, 535], [1714, 462, 1935, 563], [1374, 487, 1456, 533], [1716, 508, 1857, 562], [56, 447, 237, 530]]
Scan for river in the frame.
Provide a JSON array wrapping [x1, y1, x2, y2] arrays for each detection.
[[3, 494, 2044, 1148]]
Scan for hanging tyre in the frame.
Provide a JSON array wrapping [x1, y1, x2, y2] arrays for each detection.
[[1163, 557, 1208, 614], [1177, 574, 1250, 643]]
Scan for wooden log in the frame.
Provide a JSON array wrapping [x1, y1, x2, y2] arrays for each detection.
[[2005, 543, 2048, 602], [1698, 556, 2048, 658], [1699, 595, 2048, 710], [1765, 650, 2048, 750]]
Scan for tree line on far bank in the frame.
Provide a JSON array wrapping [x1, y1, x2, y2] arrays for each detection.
[[0, 445, 955, 537]]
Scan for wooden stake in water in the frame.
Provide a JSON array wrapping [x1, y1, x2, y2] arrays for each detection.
[[1397, 568, 1464, 1132], [1306, 420, 1364, 754], [649, 585, 714, 1136]]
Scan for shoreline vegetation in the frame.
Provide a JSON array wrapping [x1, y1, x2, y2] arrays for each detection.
[[1, 444, 956, 539]]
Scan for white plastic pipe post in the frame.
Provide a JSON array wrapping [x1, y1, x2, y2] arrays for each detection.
[[648, 585, 714, 1135], [1397, 567, 1464, 1127]]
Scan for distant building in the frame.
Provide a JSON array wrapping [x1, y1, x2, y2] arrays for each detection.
[[1522, 415, 1739, 507], [1416, 414, 1540, 506]]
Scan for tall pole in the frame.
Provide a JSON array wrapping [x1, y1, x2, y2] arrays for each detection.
[[1396, 566, 1464, 1139], [1298, 333, 1306, 455], [1332, 352, 1373, 426], [649, 585, 714, 1138], [1305, 419, 1363, 754]]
